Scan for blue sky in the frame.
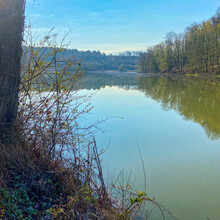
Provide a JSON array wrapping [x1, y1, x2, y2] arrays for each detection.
[[25, 0, 219, 54]]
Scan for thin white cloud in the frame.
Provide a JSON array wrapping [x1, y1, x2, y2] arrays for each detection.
[[32, 14, 41, 18], [89, 12, 102, 17]]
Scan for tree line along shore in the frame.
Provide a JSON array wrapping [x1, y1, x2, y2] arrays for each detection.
[[138, 8, 220, 75]]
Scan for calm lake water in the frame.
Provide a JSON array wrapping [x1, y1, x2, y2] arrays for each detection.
[[79, 72, 220, 220]]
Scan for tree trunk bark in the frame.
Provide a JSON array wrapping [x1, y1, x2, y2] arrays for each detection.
[[0, 0, 25, 136]]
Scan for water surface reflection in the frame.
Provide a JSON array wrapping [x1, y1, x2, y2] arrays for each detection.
[[79, 73, 220, 219]]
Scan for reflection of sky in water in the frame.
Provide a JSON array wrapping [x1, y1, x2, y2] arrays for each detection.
[[79, 86, 220, 220]]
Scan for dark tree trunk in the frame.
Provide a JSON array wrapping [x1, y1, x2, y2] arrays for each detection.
[[0, 0, 25, 136]]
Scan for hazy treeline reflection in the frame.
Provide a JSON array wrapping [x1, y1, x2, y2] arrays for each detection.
[[77, 72, 138, 90], [137, 75, 220, 140]]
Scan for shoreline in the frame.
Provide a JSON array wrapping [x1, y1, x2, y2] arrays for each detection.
[[85, 70, 220, 78]]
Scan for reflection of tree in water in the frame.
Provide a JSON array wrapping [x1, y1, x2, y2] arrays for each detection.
[[137, 75, 220, 140], [77, 72, 138, 90]]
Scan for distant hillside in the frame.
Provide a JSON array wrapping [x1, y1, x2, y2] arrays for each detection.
[[61, 49, 141, 71], [23, 47, 141, 72]]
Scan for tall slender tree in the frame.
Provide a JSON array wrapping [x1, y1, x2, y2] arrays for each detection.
[[0, 0, 25, 135]]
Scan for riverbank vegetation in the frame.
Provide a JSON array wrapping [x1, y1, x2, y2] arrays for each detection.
[[138, 8, 220, 74]]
